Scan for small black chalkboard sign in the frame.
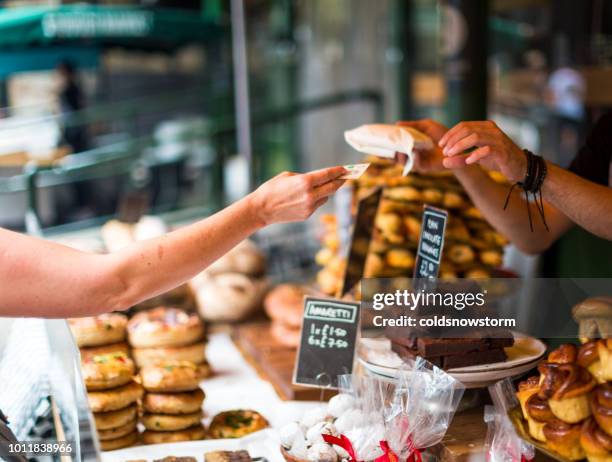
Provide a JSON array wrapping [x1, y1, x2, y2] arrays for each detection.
[[414, 205, 448, 279], [293, 296, 360, 389]]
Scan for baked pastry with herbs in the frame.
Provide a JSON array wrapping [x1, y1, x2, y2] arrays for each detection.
[[87, 380, 143, 413], [208, 410, 269, 439], [93, 403, 138, 431], [81, 352, 135, 391], [142, 411, 203, 431], [142, 389, 205, 415], [127, 307, 204, 349], [69, 313, 127, 347], [140, 361, 209, 392]]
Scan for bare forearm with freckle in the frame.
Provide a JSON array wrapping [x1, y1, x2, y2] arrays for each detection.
[[0, 195, 264, 318]]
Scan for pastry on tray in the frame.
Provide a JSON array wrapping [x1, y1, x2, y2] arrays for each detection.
[[140, 361, 209, 393], [142, 424, 206, 445], [208, 410, 268, 439], [204, 451, 252, 462], [81, 352, 135, 391], [87, 380, 143, 413], [142, 389, 205, 415]]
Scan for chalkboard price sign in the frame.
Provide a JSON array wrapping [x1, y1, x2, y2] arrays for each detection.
[[414, 205, 448, 279], [293, 297, 360, 389]]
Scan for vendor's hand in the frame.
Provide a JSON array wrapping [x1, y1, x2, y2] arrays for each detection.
[[251, 166, 346, 225], [438, 121, 527, 182], [396, 119, 449, 173]]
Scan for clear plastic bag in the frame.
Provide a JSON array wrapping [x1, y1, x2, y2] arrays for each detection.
[[384, 357, 466, 460], [485, 379, 535, 462]]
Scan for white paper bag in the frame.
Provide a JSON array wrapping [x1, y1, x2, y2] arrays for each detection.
[[344, 124, 433, 175]]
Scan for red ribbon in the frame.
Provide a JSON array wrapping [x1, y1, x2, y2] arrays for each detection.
[[375, 440, 399, 462], [322, 434, 359, 462]]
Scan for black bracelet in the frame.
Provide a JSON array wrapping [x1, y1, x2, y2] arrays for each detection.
[[503, 149, 549, 232]]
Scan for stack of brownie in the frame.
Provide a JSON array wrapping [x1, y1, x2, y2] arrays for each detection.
[[390, 333, 514, 369]]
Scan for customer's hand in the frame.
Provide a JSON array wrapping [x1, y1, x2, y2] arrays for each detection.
[[396, 119, 448, 173], [438, 121, 527, 182], [250, 166, 346, 225]]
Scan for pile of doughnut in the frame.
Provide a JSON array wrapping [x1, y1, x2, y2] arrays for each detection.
[[69, 313, 142, 450], [190, 239, 268, 322], [515, 340, 611, 461], [315, 156, 509, 295], [128, 307, 210, 445]]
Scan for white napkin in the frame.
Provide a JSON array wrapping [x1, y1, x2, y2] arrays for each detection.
[[344, 124, 433, 175]]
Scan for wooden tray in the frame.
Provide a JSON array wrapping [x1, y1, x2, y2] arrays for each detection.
[[508, 406, 573, 462], [232, 322, 336, 401]]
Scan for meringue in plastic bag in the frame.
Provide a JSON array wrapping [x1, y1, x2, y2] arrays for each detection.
[[344, 124, 434, 175]]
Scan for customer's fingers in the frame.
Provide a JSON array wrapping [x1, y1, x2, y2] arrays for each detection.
[[442, 154, 469, 169], [307, 166, 347, 186], [439, 124, 473, 150], [314, 179, 345, 200]]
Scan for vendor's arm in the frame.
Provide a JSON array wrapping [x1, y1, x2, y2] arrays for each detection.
[[398, 120, 573, 254], [0, 167, 345, 318], [440, 120, 612, 250]]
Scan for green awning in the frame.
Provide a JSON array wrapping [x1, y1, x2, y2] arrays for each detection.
[[0, 5, 223, 49]]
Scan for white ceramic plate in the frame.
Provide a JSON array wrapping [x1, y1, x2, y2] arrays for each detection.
[[358, 334, 546, 388]]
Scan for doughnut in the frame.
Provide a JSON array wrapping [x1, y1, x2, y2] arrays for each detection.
[[443, 191, 465, 209], [385, 249, 414, 270], [140, 361, 208, 392], [99, 430, 138, 451], [68, 313, 127, 347], [142, 425, 206, 445], [80, 342, 130, 362], [81, 353, 135, 391], [375, 213, 402, 235], [270, 322, 302, 349], [88, 380, 144, 413], [97, 418, 137, 441], [383, 187, 421, 202], [480, 250, 503, 268], [127, 307, 204, 349], [93, 404, 137, 430], [208, 410, 269, 439], [264, 284, 309, 328], [143, 389, 205, 415], [447, 245, 475, 265], [132, 342, 207, 368], [421, 188, 443, 205], [142, 411, 203, 431]]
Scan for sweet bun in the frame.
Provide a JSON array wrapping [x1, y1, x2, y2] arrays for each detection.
[[385, 249, 414, 269], [421, 188, 443, 205], [578, 341, 606, 384], [549, 344, 578, 364], [88, 380, 143, 413], [142, 389, 205, 415], [69, 313, 127, 347], [591, 383, 612, 436], [208, 410, 268, 439], [264, 284, 308, 328], [543, 421, 585, 460], [142, 411, 203, 431], [448, 245, 475, 265], [203, 239, 265, 276], [80, 342, 130, 362], [479, 250, 503, 268], [364, 253, 385, 278], [383, 187, 421, 202], [580, 418, 612, 462], [128, 307, 204, 348], [81, 352, 135, 391], [140, 361, 209, 392], [538, 363, 596, 423], [99, 430, 138, 451], [597, 339, 612, 382], [443, 191, 465, 209], [132, 342, 207, 368], [97, 418, 137, 441], [193, 273, 267, 322], [93, 404, 138, 430], [142, 425, 206, 445]]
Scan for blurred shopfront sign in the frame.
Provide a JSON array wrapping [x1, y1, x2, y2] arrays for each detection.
[[42, 10, 153, 38]]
